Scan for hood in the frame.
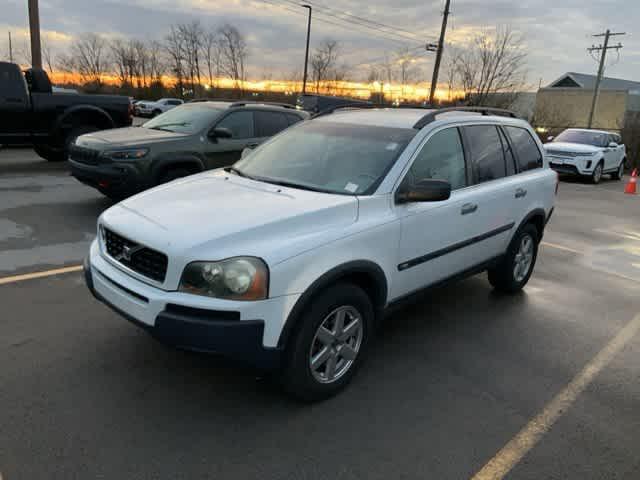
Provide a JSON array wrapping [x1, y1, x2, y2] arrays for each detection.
[[544, 142, 601, 154], [76, 126, 188, 149], [101, 170, 358, 273]]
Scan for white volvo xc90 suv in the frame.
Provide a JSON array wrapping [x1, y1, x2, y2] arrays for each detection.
[[84, 106, 557, 400]]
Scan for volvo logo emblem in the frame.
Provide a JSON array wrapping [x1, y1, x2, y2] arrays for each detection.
[[117, 244, 143, 262]]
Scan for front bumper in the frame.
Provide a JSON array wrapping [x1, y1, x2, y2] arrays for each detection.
[[84, 242, 295, 370], [548, 156, 596, 176], [69, 158, 145, 196]]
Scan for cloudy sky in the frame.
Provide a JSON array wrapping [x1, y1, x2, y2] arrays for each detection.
[[2, 0, 639, 87]]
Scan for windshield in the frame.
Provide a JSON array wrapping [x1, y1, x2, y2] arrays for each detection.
[[233, 121, 416, 195], [553, 130, 607, 147], [143, 105, 223, 134]]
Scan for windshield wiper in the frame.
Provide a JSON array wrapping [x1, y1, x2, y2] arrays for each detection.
[[225, 166, 256, 180], [257, 178, 329, 193], [148, 122, 190, 131]]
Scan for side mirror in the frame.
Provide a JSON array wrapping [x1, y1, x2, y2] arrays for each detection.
[[547, 136, 554, 142], [240, 147, 253, 159], [609, 142, 618, 148], [209, 127, 233, 140], [396, 179, 451, 204]]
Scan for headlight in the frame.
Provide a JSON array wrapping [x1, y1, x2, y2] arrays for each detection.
[[575, 152, 595, 157], [105, 148, 149, 160], [179, 257, 269, 301]]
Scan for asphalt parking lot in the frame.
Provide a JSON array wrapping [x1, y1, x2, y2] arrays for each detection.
[[1, 148, 639, 480]]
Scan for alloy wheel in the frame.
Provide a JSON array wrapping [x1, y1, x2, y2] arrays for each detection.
[[309, 306, 364, 384], [513, 234, 534, 283]]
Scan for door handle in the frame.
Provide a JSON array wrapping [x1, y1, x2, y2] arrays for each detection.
[[515, 188, 527, 199], [461, 203, 478, 215]]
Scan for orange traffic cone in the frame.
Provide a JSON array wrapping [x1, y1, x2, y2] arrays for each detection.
[[625, 169, 637, 195]]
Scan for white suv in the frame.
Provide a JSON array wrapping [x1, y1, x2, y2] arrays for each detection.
[[135, 98, 184, 117], [84, 107, 557, 401], [544, 128, 626, 184]]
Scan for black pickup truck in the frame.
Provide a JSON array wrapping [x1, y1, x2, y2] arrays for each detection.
[[0, 61, 132, 161]]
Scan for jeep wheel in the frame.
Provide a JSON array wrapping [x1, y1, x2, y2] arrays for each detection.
[[33, 144, 65, 162], [591, 161, 604, 184], [152, 109, 162, 117], [488, 224, 539, 294], [281, 283, 374, 402]]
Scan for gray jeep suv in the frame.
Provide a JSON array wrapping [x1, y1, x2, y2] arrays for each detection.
[[69, 101, 308, 199]]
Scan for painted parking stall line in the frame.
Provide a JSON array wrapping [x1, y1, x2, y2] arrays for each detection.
[[0, 265, 83, 286], [471, 313, 640, 480]]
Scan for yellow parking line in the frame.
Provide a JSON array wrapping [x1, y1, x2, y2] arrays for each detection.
[[541, 241, 581, 255], [471, 312, 640, 480], [0, 265, 83, 286]]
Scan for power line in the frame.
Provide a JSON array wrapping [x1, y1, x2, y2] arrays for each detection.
[[263, 0, 425, 47], [587, 29, 625, 128], [294, 0, 438, 43]]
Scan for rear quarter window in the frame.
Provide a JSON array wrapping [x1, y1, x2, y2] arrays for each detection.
[[504, 126, 543, 172]]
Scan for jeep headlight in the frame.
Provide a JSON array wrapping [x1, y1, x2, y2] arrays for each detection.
[[105, 148, 149, 160], [179, 257, 269, 301]]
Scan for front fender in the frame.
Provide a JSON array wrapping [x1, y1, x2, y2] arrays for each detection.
[[150, 153, 206, 182]]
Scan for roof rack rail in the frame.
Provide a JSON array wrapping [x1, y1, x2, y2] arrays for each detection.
[[229, 101, 296, 110], [312, 103, 383, 119], [413, 107, 518, 129]]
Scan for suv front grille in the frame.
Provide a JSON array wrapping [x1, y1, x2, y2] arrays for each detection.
[[103, 228, 168, 283], [546, 150, 578, 157], [69, 145, 101, 165]]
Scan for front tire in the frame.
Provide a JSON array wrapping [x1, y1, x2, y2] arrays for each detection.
[[591, 161, 604, 184], [488, 224, 539, 294], [33, 143, 65, 162], [281, 283, 374, 402], [152, 109, 162, 117]]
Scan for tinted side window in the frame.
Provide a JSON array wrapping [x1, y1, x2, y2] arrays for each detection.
[[505, 126, 543, 172], [407, 128, 466, 190], [255, 111, 289, 137], [216, 111, 254, 139], [463, 125, 506, 183], [0, 64, 27, 101], [286, 113, 304, 126], [499, 127, 517, 176], [168, 100, 181, 106]]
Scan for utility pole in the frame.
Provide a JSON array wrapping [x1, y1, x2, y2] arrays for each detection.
[[587, 29, 624, 129], [8, 31, 13, 63], [301, 4, 312, 95], [28, 0, 43, 69], [428, 0, 451, 106]]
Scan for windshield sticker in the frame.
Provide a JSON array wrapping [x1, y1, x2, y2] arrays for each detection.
[[386, 142, 399, 151], [345, 182, 359, 193]]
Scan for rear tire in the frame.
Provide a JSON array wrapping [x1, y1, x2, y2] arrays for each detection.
[[488, 224, 539, 294], [281, 283, 374, 402], [612, 160, 625, 181]]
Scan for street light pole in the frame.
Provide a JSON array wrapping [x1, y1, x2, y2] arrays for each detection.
[[28, 0, 43, 69], [428, 0, 451, 106], [301, 4, 312, 95]]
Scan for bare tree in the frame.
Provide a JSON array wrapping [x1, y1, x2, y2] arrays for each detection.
[[311, 39, 339, 93], [453, 26, 527, 106], [203, 30, 221, 88], [217, 24, 248, 90], [146, 39, 165, 83], [42, 39, 55, 74], [110, 38, 135, 86], [165, 26, 186, 96], [177, 21, 204, 94], [61, 33, 110, 85]]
